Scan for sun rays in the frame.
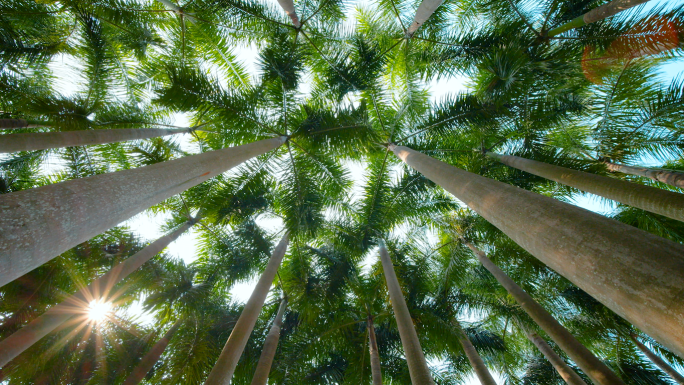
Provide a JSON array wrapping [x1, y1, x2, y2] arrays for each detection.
[[87, 300, 113, 323]]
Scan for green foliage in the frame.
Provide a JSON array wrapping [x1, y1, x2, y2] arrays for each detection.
[[2, 0, 683, 383]]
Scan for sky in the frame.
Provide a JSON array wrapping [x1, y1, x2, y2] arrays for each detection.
[[10, 0, 681, 382]]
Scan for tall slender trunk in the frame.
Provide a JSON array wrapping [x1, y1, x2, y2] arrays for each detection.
[[158, 0, 196, 23], [73, 330, 97, 385], [629, 334, 684, 385], [275, 0, 300, 27], [526, 332, 588, 385], [486, 152, 684, 222], [0, 222, 194, 368], [368, 315, 383, 385], [466, 242, 623, 385], [406, 0, 445, 37], [604, 161, 684, 190], [547, 0, 650, 36], [388, 144, 684, 358], [204, 233, 289, 385], [378, 243, 435, 384], [454, 320, 497, 385], [0, 136, 286, 288], [0, 127, 190, 153], [250, 297, 288, 385], [0, 119, 30, 130], [123, 320, 182, 385], [158, 0, 181, 11]]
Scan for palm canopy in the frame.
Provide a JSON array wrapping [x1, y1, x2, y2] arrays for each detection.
[[1, 0, 684, 384]]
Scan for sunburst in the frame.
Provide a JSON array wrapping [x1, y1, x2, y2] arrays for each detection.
[[87, 299, 112, 323]]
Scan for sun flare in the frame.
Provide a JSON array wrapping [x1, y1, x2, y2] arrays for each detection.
[[87, 300, 112, 323]]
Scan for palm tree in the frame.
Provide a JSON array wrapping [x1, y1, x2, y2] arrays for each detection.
[[0, 119, 37, 130], [454, 319, 498, 385], [204, 233, 289, 384], [547, 0, 651, 37], [3, 0, 684, 382], [629, 334, 684, 385], [603, 161, 684, 189], [0, 219, 196, 368], [135, 257, 249, 385], [0, 127, 194, 153], [435, 211, 681, 383], [367, 314, 383, 385], [0, 136, 285, 287], [463, 241, 624, 385], [525, 331, 588, 385], [250, 297, 288, 385], [274, 0, 300, 27], [485, 151, 684, 222], [379, 242, 435, 384], [388, 143, 684, 358], [123, 320, 182, 385], [406, 0, 446, 37]]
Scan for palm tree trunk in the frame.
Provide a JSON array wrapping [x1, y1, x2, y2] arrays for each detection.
[[629, 334, 684, 385], [486, 152, 684, 222], [547, 0, 650, 36], [368, 315, 383, 385], [275, 0, 300, 27], [123, 320, 182, 385], [466, 242, 623, 385], [0, 127, 190, 153], [406, 0, 445, 37], [204, 233, 290, 385], [388, 144, 684, 358], [0, 136, 286, 288], [158, 0, 181, 11], [158, 0, 196, 23], [604, 161, 684, 189], [0, 221, 194, 368], [454, 320, 497, 385], [0, 119, 29, 130], [526, 332, 588, 385], [250, 297, 288, 385], [378, 243, 435, 384]]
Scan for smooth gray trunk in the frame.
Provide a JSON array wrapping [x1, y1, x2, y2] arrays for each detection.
[[406, 0, 445, 37], [275, 0, 300, 27], [159, 0, 196, 23], [158, 0, 181, 11], [455, 320, 497, 385], [250, 297, 288, 385], [379, 243, 435, 384], [0, 222, 193, 368], [0, 119, 29, 130], [368, 315, 383, 385], [204, 234, 289, 385], [582, 0, 650, 24], [0, 136, 286, 288], [547, 0, 650, 36], [630, 334, 684, 385], [123, 320, 182, 385], [526, 332, 588, 385], [466, 242, 623, 385], [388, 144, 684, 359], [604, 161, 684, 190], [487, 152, 684, 222], [0, 127, 190, 153]]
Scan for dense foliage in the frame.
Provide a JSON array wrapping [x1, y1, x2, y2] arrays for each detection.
[[1, 0, 683, 383]]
